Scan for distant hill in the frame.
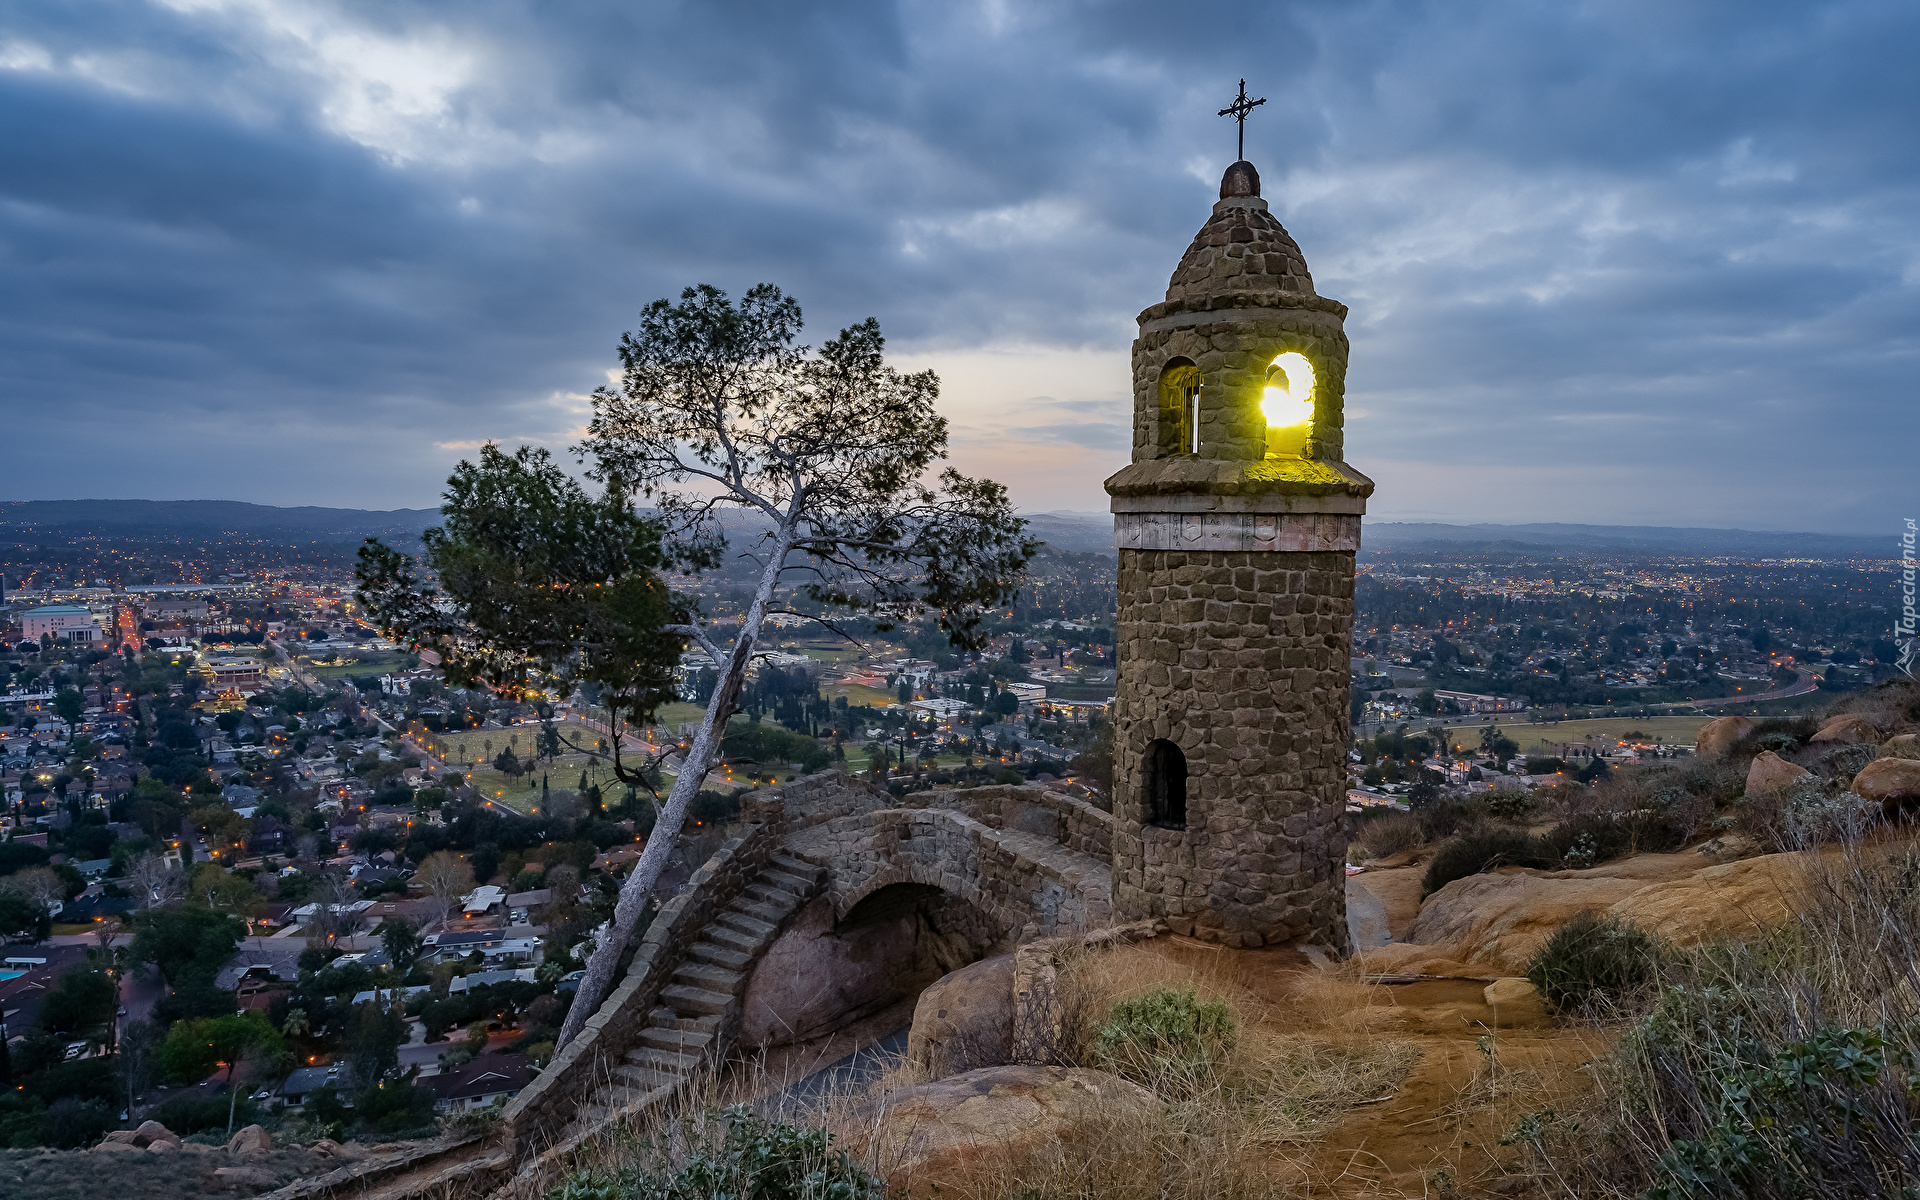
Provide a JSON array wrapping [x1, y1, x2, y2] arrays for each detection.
[[0, 499, 442, 544], [1, 502, 1879, 560], [1361, 522, 1884, 558]]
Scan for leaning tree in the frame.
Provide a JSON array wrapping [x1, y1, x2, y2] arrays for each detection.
[[358, 284, 1032, 1048]]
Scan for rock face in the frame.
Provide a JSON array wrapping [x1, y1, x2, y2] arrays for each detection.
[[1362, 852, 1804, 976], [1696, 715, 1757, 759], [130, 1120, 179, 1148], [739, 891, 999, 1048], [226, 1124, 272, 1156], [1854, 758, 1920, 812], [1883, 734, 1920, 760], [907, 955, 1015, 1080], [1812, 715, 1880, 745], [843, 1064, 1156, 1193], [1747, 751, 1813, 797]]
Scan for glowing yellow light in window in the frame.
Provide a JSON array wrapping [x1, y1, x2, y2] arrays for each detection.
[[1260, 352, 1315, 430]]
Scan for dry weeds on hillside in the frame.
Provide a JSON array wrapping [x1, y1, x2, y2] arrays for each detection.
[[555, 943, 1419, 1200]]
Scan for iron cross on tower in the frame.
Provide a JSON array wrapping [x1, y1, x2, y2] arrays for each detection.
[[1217, 78, 1266, 162]]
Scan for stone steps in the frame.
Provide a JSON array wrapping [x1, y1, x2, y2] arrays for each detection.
[[560, 854, 824, 1142], [686, 940, 752, 971]]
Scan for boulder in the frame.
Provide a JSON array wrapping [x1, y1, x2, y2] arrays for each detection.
[[134, 1120, 180, 1148], [1812, 715, 1880, 745], [1882, 734, 1920, 760], [1854, 758, 1920, 814], [92, 1140, 144, 1153], [1747, 751, 1813, 797], [1696, 715, 1757, 759], [1362, 851, 1804, 976], [1482, 977, 1550, 1028], [213, 1166, 280, 1189], [146, 1139, 180, 1156], [100, 1129, 139, 1145], [908, 955, 1015, 1080], [842, 1065, 1156, 1195], [226, 1125, 273, 1156]]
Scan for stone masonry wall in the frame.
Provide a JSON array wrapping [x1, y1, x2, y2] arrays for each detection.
[[1109, 548, 1353, 951]]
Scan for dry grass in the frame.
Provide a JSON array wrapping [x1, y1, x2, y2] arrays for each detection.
[[1517, 836, 1920, 1198], [553, 943, 1418, 1200]]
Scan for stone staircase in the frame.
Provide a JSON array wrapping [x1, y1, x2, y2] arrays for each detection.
[[562, 850, 825, 1134]]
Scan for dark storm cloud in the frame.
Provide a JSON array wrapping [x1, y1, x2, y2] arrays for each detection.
[[0, 0, 1910, 530]]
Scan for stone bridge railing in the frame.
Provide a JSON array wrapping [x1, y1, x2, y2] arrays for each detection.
[[791, 805, 1112, 940]]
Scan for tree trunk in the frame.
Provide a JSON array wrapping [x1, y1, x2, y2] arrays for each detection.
[[555, 525, 793, 1050]]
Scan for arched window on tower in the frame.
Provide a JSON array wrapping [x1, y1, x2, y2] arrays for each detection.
[[1144, 738, 1188, 830], [1157, 360, 1202, 458], [1261, 351, 1315, 459]]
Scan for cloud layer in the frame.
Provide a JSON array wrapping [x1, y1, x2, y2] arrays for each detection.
[[1, 0, 1910, 532]]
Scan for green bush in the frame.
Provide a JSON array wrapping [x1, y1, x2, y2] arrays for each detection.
[[1421, 826, 1550, 896], [39, 1097, 113, 1149], [1413, 796, 1483, 841], [1093, 988, 1235, 1091], [547, 1104, 882, 1200], [1525, 911, 1661, 1012], [1481, 789, 1538, 820], [153, 1093, 259, 1137]]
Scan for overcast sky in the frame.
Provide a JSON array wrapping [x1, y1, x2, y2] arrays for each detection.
[[2, 1, 1911, 533]]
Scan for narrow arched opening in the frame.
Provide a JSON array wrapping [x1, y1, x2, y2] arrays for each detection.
[[1157, 359, 1202, 457], [737, 882, 1007, 1052], [1144, 738, 1188, 830]]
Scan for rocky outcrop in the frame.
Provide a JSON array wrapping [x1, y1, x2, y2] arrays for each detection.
[[1854, 758, 1920, 813], [227, 1125, 273, 1157], [1812, 715, 1880, 745], [1747, 750, 1813, 797], [908, 955, 1015, 1080], [1359, 852, 1804, 976], [1696, 715, 1757, 759], [1883, 734, 1920, 760], [841, 1065, 1156, 1194]]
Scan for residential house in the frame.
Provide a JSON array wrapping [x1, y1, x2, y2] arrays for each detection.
[[415, 1054, 538, 1113]]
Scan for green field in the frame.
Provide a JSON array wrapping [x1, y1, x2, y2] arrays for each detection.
[[1428, 715, 1712, 754], [302, 648, 412, 680], [424, 719, 630, 810], [823, 682, 899, 708]]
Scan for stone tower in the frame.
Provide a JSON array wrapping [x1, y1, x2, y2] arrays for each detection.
[[1105, 158, 1373, 951]]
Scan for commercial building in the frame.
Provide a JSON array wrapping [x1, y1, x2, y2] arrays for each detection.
[[20, 605, 103, 645]]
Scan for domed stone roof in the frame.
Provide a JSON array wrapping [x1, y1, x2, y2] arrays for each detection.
[[1163, 161, 1316, 305]]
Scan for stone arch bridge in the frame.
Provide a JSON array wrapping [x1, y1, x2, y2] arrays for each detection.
[[268, 774, 1113, 1200]]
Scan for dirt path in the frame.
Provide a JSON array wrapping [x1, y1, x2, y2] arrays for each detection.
[[1305, 980, 1606, 1198], [1124, 939, 1605, 1199]]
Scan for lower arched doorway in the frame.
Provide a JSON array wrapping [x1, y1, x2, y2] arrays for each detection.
[[737, 882, 1008, 1049]]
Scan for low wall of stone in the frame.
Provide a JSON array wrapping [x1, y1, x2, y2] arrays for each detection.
[[500, 822, 779, 1156], [796, 806, 1112, 942], [908, 784, 1114, 861], [741, 769, 895, 834]]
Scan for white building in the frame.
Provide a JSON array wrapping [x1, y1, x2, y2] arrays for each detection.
[[20, 605, 103, 645]]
